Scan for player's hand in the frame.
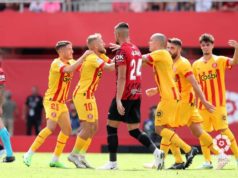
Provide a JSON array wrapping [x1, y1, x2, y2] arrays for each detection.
[[116, 100, 125, 116], [145, 88, 158, 97], [228, 40, 238, 49], [109, 43, 121, 52], [203, 101, 215, 113]]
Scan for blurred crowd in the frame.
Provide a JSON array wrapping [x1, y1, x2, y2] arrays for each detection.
[[0, 0, 237, 13]]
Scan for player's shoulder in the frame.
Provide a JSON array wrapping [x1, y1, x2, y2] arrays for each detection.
[[213, 55, 228, 62], [50, 58, 64, 69], [86, 53, 98, 61], [192, 57, 203, 67], [68, 59, 76, 65], [180, 56, 191, 66]]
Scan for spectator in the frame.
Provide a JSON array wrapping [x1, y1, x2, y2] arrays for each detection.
[[143, 105, 161, 146], [195, 0, 212, 12], [221, 2, 238, 12], [69, 101, 80, 135], [23, 86, 43, 135], [147, 2, 165, 11], [0, 3, 6, 11], [112, 0, 130, 12], [165, 2, 179, 11], [2, 91, 17, 135], [42, 1, 61, 13], [29, 0, 44, 12], [129, 0, 148, 12], [179, 1, 194, 11]]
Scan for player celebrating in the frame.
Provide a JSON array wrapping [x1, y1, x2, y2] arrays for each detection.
[[167, 38, 228, 169], [67, 33, 114, 168], [142, 33, 198, 169], [23, 41, 91, 168], [100, 22, 164, 170], [0, 65, 15, 162], [193, 34, 238, 169]]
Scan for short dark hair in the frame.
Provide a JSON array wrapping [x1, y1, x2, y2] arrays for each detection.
[[199, 33, 214, 44], [114, 22, 129, 30], [55, 41, 71, 51], [168, 38, 182, 47]]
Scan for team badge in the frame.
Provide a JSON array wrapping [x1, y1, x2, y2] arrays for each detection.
[[221, 115, 227, 120], [51, 112, 57, 118], [157, 111, 163, 118], [213, 134, 231, 153], [212, 63, 217, 68], [87, 114, 93, 119]]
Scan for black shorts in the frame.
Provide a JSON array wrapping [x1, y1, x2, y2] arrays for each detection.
[[108, 98, 141, 124]]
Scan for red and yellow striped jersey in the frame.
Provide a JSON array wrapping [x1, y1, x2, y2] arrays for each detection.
[[44, 58, 75, 103], [73, 53, 106, 99], [192, 55, 232, 109], [173, 56, 194, 103], [147, 49, 180, 100]]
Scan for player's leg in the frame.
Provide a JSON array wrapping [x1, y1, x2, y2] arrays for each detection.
[[69, 121, 96, 168], [127, 122, 164, 170], [168, 144, 184, 169], [23, 119, 56, 166], [50, 111, 71, 168], [99, 98, 121, 170], [23, 100, 57, 167], [0, 118, 15, 162], [26, 117, 32, 135]]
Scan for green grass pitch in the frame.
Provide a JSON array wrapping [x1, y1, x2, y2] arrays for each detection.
[[0, 153, 237, 178]]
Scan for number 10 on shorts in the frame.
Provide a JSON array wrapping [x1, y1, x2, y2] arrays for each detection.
[[84, 103, 92, 111]]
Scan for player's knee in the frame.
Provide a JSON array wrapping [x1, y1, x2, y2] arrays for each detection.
[[62, 127, 72, 136], [107, 125, 117, 135], [129, 128, 141, 139]]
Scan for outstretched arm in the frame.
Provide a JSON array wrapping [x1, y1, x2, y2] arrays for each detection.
[[228, 40, 238, 66], [63, 50, 93, 73]]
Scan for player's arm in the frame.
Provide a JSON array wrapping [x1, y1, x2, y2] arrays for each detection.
[[145, 87, 158, 97], [116, 65, 126, 115], [142, 54, 151, 66], [103, 63, 115, 71], [63, 50, 93, 73], [186, 74, 215, 113], [228, 40, 238, 66]]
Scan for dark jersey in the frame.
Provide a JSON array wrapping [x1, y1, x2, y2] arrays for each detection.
[[115, 42, 142, 100]]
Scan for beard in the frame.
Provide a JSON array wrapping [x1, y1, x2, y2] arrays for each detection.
[[171, 53, 177, 59], [99, 48, 106, 54]]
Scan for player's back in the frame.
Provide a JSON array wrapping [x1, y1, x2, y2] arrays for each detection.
[[44, 58, 74, 103], [115, 42, 142, 100], [73, 53, 104, 99], [149, 49, 180, 101], [174, 56, 194, 103]]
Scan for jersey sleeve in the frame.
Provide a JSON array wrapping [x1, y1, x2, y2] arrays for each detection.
[[92, 58, 105, 69], [115, 48, 126, 66], [0, 68, 6, 85], [99, 54, 112, 64], [218, 56, 232, 70], [51, 60, 66, 73], [180, 61, 193, 78], [192, 62, 199, 81], [147, 50, 165, 63]]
